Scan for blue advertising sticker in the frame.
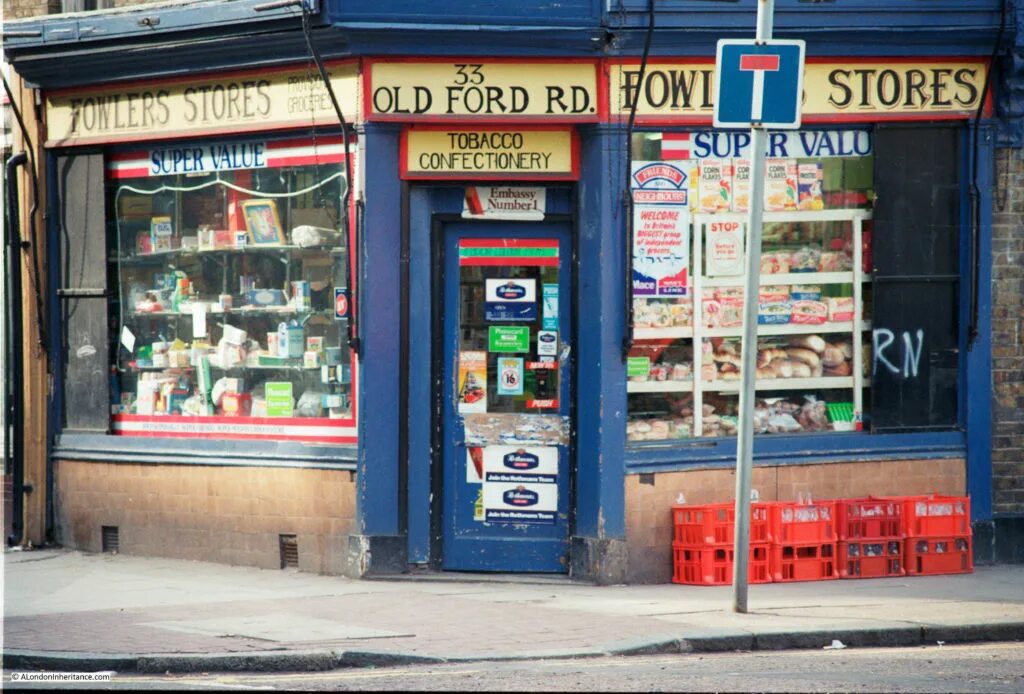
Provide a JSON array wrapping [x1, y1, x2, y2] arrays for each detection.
[[542, 284, 559, 330]]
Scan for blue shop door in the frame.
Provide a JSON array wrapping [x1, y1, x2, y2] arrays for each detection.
[[441, 223, 573, 572]]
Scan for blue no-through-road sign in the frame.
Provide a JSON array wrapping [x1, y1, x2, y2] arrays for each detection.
[[714, 39, 805, 129]]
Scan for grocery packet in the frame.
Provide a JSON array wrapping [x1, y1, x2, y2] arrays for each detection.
[[764, 158, 797, 211], [698, 159, 731, 213]]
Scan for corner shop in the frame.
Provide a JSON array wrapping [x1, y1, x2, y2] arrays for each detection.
[[2, 0, 1016, 582]]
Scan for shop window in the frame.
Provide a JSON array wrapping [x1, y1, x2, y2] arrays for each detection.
[[627, 128, 875, 442], [103, 135, 356, 444], [626, 126, 962, 445]]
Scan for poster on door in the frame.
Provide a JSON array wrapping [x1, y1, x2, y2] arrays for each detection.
[[632, 203, 690, 296], [706, 220, 745, 276], [497, 357, 524, 396], [481, 445, 558, 524], [457, 351, 488, 413], [485, 278, 537, 321]]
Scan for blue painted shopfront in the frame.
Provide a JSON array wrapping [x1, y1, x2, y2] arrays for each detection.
[[4, 0, 1015, 579]]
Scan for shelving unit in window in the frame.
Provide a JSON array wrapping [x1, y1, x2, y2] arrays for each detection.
[[690, 209, 872, 437]]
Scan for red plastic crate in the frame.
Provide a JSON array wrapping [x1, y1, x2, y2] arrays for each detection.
[[770, 501, 837, 544], [672, 542, 772, 586], [838, 540, 905, 579], [770, 542, 839, 582], [900, 495, 970, 538], [672, 502, 773, 545], [904, 535, 973, 576], [837, 497, 904, 541]]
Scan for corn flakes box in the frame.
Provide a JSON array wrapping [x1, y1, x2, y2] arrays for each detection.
[[764, 158, 797, 211], [798, 163, 824, 210], [732, 158, 751, 213], [698, 159, 731, 212]]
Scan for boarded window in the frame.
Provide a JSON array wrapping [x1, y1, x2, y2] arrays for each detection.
[[57, 152, 110, 432], [870, 125, 960, 431]]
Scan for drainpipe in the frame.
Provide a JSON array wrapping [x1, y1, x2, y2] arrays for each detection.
[[5, 151, 32, 546]]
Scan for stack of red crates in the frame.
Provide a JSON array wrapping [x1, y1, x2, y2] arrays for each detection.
[[671, 502, 772, 585], [671, 494, 972, 585], [837, 497, 905, 579], [769, 500, 839, 582], [900, 494, 973, 576]]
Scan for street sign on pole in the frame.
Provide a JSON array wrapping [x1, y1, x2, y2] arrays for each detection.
[[714, 2, 805, 615], [714, 39, 805, 129]]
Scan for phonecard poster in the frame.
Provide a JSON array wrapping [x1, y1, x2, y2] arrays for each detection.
[[457, 351, 487, 414]]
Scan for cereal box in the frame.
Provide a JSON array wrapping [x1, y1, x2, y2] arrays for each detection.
[[698, 159, 731, 212], [764, 158, 797, 211], [732, 158, 751, 212], [798, 163, 824, 210]]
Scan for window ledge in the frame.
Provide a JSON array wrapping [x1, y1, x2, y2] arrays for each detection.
[[53, 432, 357, 470], [625, 430, 966, 473]]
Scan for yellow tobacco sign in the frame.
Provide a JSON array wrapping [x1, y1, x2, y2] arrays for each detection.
[[45, 63, 359, 146], [368, 60, 599, 120], [403, 128, 577, 179], [609, 60, 988, 121]]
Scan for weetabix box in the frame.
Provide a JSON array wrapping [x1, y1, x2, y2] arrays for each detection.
[[764, 158, 797, 211], [732, 158, 751, 212], [698, 159, 731, 213]]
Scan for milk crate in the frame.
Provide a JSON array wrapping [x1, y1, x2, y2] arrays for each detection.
[[904, 535, 973, 576], [900, 495, 970, 538], [838, 540, 904, 579], [672, 502, 773, 545], [770, 500, 837, 545], [672, 542, 772, 586], [770, 542, 839, 583], [837, 497, 904, 541]]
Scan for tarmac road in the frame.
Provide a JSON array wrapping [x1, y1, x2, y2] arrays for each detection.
[[6, 641, 1023, 692]]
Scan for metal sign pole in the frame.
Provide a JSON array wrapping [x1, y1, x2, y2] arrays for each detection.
[[733, 0, 774, 614]]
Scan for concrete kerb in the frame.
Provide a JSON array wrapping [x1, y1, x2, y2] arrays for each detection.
[[3, 623, 1023, 673]]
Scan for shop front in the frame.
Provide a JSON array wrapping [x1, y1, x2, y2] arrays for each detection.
[[2, 0, 1010, 582]]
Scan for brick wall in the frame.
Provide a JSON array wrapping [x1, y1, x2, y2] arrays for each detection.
[[992, 146, 1024, 516], [54, 461, 357, 574], [625, 458, 966, 583]]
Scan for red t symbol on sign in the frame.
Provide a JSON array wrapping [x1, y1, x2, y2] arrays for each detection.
[[739, 54, 781, 122]]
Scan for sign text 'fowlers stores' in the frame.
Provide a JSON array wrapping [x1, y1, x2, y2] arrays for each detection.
[[45, 63, 358, 146], [403, 129, 577, 179], [369, 61, 599, 120], [610, 59, 988, 121]]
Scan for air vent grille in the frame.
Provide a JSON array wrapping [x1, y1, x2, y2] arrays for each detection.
[[101, 526, 119, 553], [279, 534, 298, 569]]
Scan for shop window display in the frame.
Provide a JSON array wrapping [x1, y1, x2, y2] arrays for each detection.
[[627, 130, 873, 443], [107, 136, 356, 444]]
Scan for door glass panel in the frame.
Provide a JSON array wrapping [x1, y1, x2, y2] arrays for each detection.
[[456, 239, 561, 415]]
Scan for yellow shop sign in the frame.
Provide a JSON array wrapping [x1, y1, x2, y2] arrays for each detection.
[[369, 60, 599, 120], [402, 128, 578, 179], [609, 59, 988, 121], [45, 63, 359, 146]]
